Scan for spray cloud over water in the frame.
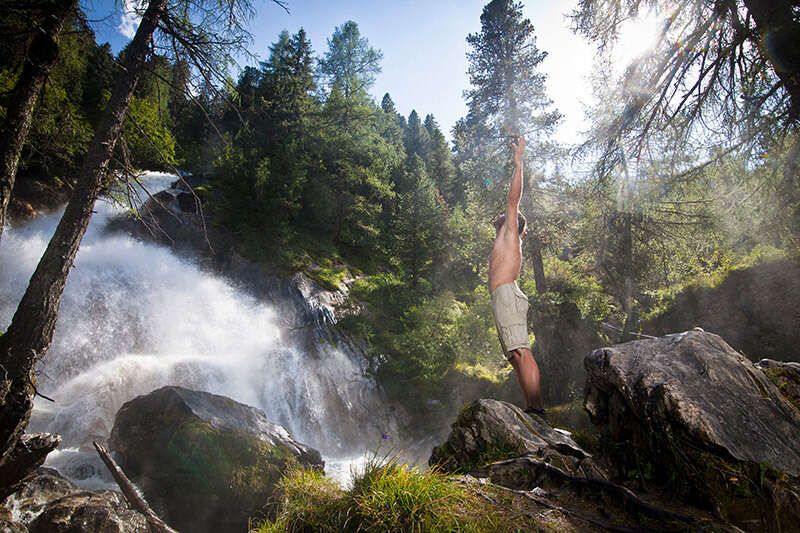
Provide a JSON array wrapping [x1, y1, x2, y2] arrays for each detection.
[[0, 173, 395, 487]]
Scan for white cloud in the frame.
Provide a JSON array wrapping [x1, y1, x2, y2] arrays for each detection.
[[118, 0, 142, 39]]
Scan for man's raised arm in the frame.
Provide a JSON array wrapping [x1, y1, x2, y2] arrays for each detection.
[[505, 135, 525, 234]]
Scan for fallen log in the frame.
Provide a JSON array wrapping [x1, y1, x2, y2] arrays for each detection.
[[93, 440, 177, 533]]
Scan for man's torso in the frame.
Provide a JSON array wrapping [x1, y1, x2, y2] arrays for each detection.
[[488, 225, 522, 293]]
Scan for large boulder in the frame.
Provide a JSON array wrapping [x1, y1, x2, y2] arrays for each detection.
[[109, 386, 324, 533], [429, 399, 729, 531], [584, 330, 800, 530], [430, 399, 603, 479]]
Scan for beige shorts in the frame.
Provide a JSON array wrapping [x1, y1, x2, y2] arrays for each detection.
[[491, 282, 531, 358]]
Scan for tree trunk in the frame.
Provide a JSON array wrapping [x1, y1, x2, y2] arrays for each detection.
[[529, 235, 547, 294], [619, 212, 637, 341], [0, 0, 76, 242], [743, 0, 800, 118], [0, 0, 167, 472]]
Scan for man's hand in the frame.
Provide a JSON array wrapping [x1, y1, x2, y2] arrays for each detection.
[[510, 135, 525, 166]]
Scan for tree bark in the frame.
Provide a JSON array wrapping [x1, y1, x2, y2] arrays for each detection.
[[743, 0, 800, 118], [0, 0, 167, 473], [619, 211, 637, 341], [0, 0, 76, 242], [529, 235, 547, 294]]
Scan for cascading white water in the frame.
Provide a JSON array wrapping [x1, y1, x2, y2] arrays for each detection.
[[0, 172, 396, 488]]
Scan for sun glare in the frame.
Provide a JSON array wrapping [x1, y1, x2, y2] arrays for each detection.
[[614, 11, 664, 68]]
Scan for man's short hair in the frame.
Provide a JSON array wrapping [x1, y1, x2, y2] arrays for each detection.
[[493, 212, 527, 235]]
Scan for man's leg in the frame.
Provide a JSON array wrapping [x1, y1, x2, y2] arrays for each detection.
[[508, 348, 542, 410]]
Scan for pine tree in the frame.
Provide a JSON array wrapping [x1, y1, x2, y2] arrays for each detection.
[[318, 21, 382, 100], [403, 110, 430, 161], [465, 0, 560, 141], [0, 0, 77, 241], [395, 155, 446, 287], [459, 0, 561, 295], [423, 114, 457, 206]]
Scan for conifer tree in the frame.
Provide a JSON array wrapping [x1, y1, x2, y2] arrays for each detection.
[[403, 110, 430, 161], [396, 155, 446, 286], [464, 0, 560, 142], [459, 0, 560, 295], [318, 21, 382, 100], [0, 0, 77, 241], [423, 114, 457, 206]]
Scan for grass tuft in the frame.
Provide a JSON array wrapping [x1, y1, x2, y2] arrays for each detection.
[[253, 457, 523, 532]]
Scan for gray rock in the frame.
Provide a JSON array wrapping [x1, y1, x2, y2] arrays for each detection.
[[109, 386, 324, 533], [0, 434, 61, 502], [28, 491, 147, 533], [584, 330, 800, 529], [429, 398, 603, 479], [5, 468, 76, 525]]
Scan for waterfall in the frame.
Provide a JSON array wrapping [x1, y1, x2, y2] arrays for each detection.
[[0, 172, 397, 487]]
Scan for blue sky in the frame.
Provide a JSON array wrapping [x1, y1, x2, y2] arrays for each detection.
[[82, 1, 655, 146]]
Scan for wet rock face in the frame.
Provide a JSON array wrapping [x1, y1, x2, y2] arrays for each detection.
[[0, 433, 61, 502], [5, 467, 77, 524], [429, 398, 603, 479], [644, 259, 800, 362], [28, 490, 148, 533], [584, 330, 800, 529], [3, 468, 149, 532], [109, 386, 324, 533]]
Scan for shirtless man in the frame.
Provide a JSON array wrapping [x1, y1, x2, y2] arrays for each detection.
[[488, 135, 544, 416]]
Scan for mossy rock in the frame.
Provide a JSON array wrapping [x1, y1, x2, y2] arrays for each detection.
[[109, 386, 323, 533]]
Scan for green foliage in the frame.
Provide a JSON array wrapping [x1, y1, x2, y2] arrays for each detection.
[[255, 459, 522, 532], [318, 20, 383, 99], [123, 95, 177, 168]]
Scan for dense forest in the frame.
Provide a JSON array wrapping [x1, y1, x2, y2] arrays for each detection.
[[1, 0, 797, 411], [0, 1, 799, 528]]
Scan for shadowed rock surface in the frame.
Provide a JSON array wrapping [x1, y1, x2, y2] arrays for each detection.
[[644, 259, 800, 361], [109, 386, 324, 533], [429, 398, 731, 532], [584, 330, 800, 530], [430, 398, 603, 479], [0, 433, 60, 502], [1, 467, 149, 532], [28, 490, 148, 533], [4, 467, 77, 525], [757, 358, 800, 412]]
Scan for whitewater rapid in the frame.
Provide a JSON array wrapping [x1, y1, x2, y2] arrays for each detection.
[[0, 172, 394, 487]]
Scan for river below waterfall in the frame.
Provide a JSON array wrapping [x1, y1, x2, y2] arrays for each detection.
[[0, 172, 397, 488]]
